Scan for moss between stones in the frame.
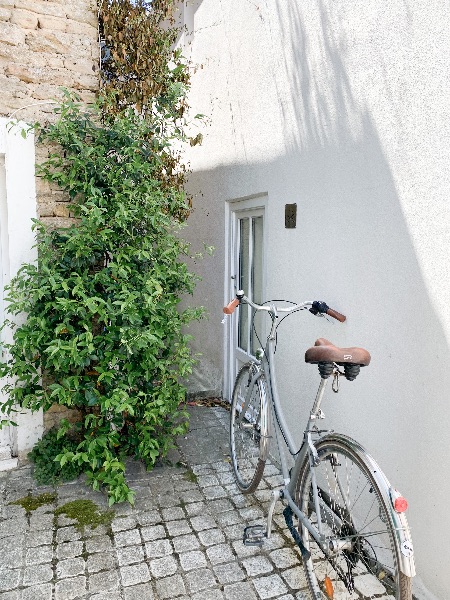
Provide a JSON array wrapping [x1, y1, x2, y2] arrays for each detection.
[[183, 468, 198, 484], [10, 492, 57, 513], [55, 499, 114, 531]]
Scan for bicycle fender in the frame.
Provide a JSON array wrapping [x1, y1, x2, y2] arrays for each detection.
[[318, 433, 416, 578]]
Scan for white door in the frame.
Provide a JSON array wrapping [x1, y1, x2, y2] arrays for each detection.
[[227, 202, 266, 395]]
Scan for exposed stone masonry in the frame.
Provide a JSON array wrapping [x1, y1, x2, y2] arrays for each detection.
[[0, 0, 98, 120], [44, 403, 82, 432], [0, 0, 99, 229]]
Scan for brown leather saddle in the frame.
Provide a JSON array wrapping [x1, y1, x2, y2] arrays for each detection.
[[305, 338, 371, 366], [305, 338, 371, 381]]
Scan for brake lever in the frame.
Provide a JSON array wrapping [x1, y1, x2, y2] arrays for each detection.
[[316, 313, 334, 324]]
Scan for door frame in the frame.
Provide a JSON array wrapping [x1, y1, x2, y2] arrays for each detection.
[[0, 154, 15, 459], [224, 193, 268, 400], [0, 119, 41, 467]]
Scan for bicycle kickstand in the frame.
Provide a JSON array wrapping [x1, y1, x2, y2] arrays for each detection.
[[243, 489, 282, 546]]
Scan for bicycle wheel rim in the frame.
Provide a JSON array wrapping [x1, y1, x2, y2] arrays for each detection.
[[297, 440, 410, 600], [230, 364, 267, 493]]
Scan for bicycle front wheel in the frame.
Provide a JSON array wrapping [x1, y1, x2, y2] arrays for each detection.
[[296, 437, 412, 600], [230, 363, 269, 494]]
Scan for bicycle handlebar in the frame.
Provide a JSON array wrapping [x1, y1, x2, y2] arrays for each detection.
[[309, 300, 346, 322], [326, 308, 346, 322], [223, 298, 240, 315], [223, 292, 346, 322]]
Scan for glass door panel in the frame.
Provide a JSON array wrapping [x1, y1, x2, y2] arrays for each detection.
[[236, 212, 264, 360], [238, 218, 250, 353], [251, 216, 263, 355]]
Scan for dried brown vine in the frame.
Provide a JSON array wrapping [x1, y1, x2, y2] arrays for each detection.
[[98, 0, 188, 115], [98, 0, 192, 212]]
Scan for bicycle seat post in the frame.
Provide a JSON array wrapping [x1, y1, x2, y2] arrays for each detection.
[[310, 376, 329, 420]]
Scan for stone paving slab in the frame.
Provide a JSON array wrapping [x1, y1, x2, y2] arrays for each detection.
[[0, 406, 309, 600]]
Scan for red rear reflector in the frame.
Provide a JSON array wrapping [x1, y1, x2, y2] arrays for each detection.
[[324, 576, 334, 599], [394, 496, 408, 513]]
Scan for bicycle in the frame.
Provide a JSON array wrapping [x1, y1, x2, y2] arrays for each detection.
[[223, 291, 415, 600]]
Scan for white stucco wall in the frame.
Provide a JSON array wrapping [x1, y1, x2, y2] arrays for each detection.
[[0, 118, 43, 466], [180, 1, 450, 598]]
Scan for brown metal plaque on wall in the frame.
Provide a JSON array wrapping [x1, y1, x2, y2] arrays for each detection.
[[285, 203, 297, 228]]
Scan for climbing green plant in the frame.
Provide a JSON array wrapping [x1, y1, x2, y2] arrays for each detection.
[[0, 92, 203, 505], [0, 0, 204, 505], [27, 426, 83, 485]]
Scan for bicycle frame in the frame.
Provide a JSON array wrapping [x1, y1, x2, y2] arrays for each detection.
[[240, 298, 416, 578], [246, 301, 332, 552]]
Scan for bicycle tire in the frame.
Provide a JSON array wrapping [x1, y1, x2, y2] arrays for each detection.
[[295, 437, 412, 600], [230, 363, 268, 494]]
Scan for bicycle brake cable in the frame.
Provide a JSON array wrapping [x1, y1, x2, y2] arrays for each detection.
[[251, 299, 304, 357]]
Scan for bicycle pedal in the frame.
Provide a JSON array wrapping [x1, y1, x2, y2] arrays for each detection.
[[243, 525, 266, 546]]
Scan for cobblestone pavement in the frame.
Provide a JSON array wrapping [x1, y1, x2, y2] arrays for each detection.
[[0, 406, 309, 600]]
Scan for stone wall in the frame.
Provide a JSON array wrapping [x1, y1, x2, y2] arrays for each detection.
[[0, 0, 99, 434], [44, 403, 82, 431], [0, 0, 98, 121], [0, 0, 98, 229]]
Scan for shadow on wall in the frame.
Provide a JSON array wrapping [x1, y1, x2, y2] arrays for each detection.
[[183, 2, 449, 598], [277, 0, 360, 152]]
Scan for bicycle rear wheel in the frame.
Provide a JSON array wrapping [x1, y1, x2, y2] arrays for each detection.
[[295, 437, 412, 600], [230, 363, 269, 493]]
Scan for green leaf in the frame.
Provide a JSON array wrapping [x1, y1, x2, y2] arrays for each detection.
[[85, 389, 98, 406]]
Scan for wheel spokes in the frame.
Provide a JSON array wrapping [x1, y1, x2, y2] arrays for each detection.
[[299, 445, 401, 599]]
